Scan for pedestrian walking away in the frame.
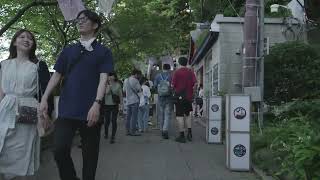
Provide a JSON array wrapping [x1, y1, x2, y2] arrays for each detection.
[[172, 57, 197, 143], [39, 10, 113, 180], [154, 63, 173, 139]]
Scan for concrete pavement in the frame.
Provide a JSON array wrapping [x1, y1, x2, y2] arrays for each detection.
[[36, 116, 258, 180]]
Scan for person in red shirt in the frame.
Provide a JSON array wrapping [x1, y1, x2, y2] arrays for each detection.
[[171, 57, 197, 143]]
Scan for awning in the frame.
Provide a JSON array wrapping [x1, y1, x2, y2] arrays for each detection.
[[190, 31, 219, 66]]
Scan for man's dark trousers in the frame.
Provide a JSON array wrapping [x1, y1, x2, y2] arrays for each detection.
[[53, 118, 101, 180]]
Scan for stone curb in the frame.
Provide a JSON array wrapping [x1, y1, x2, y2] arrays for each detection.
[[252, 164, 274, 180]]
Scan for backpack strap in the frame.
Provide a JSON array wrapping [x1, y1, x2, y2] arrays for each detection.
[[160, 73, 169, 81]]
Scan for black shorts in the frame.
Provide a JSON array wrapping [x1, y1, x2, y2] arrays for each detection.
[[175, 99, 193, 117]]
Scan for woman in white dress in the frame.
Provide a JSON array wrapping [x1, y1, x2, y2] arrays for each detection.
[[0, 29, 42, 180]]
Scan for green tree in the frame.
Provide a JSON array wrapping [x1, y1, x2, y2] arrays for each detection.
[[264, 41, 320, 104], [1, 0, 301, 74]]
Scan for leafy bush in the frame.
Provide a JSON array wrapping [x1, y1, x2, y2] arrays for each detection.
[[252, 100, 320, 179], [264, 41, 320, 105]]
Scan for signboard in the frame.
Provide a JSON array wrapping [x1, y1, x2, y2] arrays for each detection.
[[229, 133, 250, 170], [225, 94, 251, 171], [229, 96, 250, 132], [207, 120, 221, 143], [209, 96, 222, 120]]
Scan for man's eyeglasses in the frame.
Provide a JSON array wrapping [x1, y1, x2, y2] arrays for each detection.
[[75, 16, 88, 24]]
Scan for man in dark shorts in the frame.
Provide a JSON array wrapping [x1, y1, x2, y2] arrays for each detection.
[[40, 10, 113, 180], [172, 57, 197, 143]]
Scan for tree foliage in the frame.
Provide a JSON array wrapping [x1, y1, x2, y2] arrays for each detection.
[[264, 41, 320, 104], [252, 100, 320, 179], [0, 0, 308, 75]]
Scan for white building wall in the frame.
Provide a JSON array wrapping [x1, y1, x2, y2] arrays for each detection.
[[201, 15, 304, 96]]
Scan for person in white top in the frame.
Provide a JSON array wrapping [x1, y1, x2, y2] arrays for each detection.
[[0, 29, 45, 180], [138, 77, 151, 132], [196, 84, 204, 117]]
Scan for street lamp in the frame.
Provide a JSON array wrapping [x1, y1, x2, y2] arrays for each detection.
[[271, 3, 307, 42], [270, 4, 290, 13]]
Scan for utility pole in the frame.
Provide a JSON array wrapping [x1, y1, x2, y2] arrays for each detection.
[[243, 0, 259, 87], [258, 0, 265, 128], [243, 0, 265, 131]]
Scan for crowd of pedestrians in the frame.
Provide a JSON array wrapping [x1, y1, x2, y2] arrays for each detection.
[[0, 9, 200, 180]]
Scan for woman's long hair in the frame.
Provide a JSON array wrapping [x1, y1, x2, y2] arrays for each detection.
[[8, 29, 38, 63], [108, 72, 118, 82]]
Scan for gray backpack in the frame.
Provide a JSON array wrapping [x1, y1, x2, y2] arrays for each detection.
[[157, 73, 171, 97]]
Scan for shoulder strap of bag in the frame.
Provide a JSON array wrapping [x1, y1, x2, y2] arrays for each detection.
[[128, 79, 140, 98], [160, 73, 164, 81], [160, 73, 169, 81], [64, 43, 86, 82]]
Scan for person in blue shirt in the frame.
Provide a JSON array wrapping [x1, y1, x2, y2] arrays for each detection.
[[39, 10, 113, 180], [154, 64, 173, 139]]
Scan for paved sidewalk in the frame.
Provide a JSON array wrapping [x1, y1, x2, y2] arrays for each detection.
[[36, 116, 258, 180]]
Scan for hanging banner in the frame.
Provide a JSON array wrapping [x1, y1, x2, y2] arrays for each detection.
[[57, 0, 86, 21], [98, 0, 116, 15]]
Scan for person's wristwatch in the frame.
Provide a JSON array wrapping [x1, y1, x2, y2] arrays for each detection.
[[94, 99, 103, 105]]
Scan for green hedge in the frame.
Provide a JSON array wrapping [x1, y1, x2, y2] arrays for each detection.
[[264, 41, 320, 105], [252, 100, 320, 179]]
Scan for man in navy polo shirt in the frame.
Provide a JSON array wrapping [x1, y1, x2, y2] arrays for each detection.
[[39, 10, 113, 180]]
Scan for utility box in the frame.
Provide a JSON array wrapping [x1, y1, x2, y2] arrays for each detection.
[[225, 95, 251, 171]]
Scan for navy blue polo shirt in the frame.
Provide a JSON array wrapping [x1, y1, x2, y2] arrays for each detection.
[[54, 41, 113, 121]]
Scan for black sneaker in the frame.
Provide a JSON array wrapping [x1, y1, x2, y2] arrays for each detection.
[[110, 138, 115, 144], [129, 132, 141, 136], [126, 130, 130, 136], [187, 132, 192, 141], [104, 135, 108, 139], [175, 136, 186, 143], [163, 132, 169, 139]]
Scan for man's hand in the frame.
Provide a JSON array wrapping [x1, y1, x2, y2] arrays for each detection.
[[39, 112, 51, 130], [38, 100, 50, 130], [39, 99, 48, 117], [87, 102, 100, 127]]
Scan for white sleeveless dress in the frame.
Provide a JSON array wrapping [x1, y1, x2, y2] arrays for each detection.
[[0, 59, 40, 176]]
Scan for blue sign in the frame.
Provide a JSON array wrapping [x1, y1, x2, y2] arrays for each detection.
[[233, 144, 246, 157], [211, 104, 219, 112], [233, 107, 246, 119], [211, 127, 219, 135]]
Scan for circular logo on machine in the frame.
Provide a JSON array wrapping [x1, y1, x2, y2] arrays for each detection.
[[211, 127, 219, 135], [211, 104, 219, 112], [233, 107, 246, 119], [233, 144, 246, 157]]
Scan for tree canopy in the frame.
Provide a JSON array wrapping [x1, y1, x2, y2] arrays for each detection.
[[0, 0, 315, 75]]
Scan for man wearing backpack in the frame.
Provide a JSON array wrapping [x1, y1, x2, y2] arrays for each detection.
[[154, 64, 172, 139], [172, 57, 197, 143]]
